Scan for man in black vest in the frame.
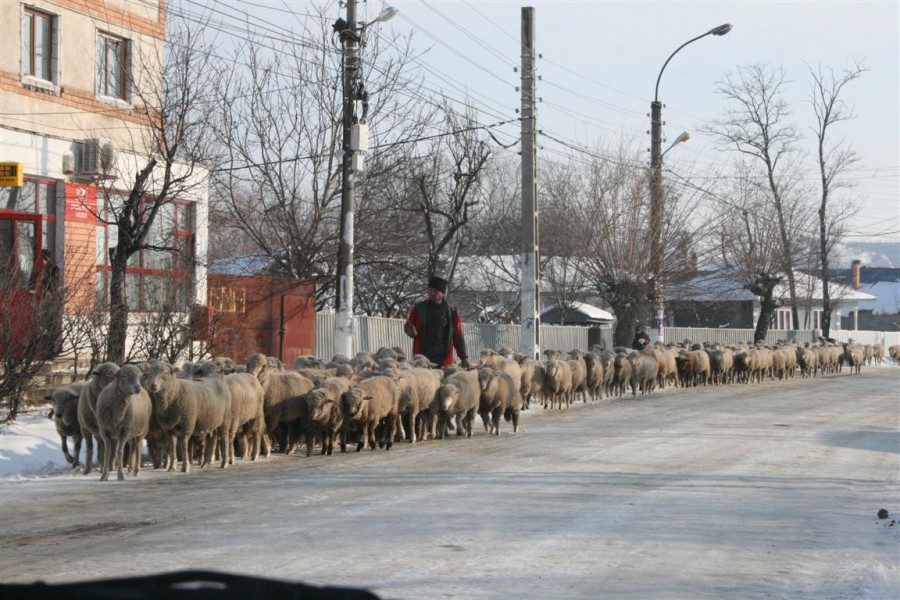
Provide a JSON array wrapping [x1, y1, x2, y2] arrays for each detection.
[[404, 276, 470, 368]]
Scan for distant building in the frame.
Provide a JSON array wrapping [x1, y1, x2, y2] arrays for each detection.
[[668, 270, 877, 331], [1, 1, 209, 349]]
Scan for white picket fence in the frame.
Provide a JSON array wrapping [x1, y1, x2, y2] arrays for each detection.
[[314, 314, 899, 362]]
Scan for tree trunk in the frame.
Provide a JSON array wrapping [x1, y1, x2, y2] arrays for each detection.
[[819, 206, 832, 339], [609, 299, 649, 349], [106, 253, 129, 364], [754, 286, 777, 344]]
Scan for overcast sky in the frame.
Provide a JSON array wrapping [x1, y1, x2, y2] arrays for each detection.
[[185, 1, 899, 243]]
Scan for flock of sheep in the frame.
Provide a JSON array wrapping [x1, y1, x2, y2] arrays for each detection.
[[45, 340, 898, 481]]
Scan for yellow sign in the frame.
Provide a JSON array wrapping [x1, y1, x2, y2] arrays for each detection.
[[0, 162, 24, 187]]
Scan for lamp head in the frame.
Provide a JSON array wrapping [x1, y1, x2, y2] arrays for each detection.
[[376, 6, 399, 23], [709, 23, 733, 36]]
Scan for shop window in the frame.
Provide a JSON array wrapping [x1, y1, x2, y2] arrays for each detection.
[[95, 194, 194, 311]]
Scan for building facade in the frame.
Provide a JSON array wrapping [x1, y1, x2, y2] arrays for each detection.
[[1, 1, 208, 350]]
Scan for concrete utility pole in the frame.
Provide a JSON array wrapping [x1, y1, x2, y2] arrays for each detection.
[[334, 0, 360, 358], [649, 23, 732, 344], [519, 6, 540, 360]]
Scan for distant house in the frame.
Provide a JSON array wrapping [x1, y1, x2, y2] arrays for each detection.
[[833, 262, 900, 331], [541, 302, 615, 327], [668, 270, 877, 331]]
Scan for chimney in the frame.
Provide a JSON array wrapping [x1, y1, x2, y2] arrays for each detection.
[[852, 259, 861, 290]]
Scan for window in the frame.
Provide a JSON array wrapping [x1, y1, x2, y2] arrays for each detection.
[[811, 309, 823, 330], [0, 178, 57, 290], [97, 32, 128, 100], [22, 7, 58, 88], [771, 308, 793, 331], [95, 194, 194, 311]]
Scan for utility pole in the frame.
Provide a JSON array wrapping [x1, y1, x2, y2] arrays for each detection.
[[649, 99, 664, 344], [334, 0, 359, 358], [519, 6, 540, 360]]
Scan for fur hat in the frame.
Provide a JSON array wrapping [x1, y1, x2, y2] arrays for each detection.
[[428, 276, 448, 294]]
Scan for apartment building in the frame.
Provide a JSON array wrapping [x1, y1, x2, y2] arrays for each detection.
[[0, 0, 208, 328]]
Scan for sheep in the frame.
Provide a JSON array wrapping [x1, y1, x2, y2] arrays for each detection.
[[518, 358, 546, 410], [245, 353, 315, 456], [610, 352, 632, 397], [628, 352, 659, 396], [341, 375, 400, 451], [476, 367, 520, 435], [843, 343, 865, 375], [889, 344, 900, 365], [77, 362, 120, 475], [305, 376, 352, 456], [582, 352, 604, 401], [566, 351, 588, 403], [143, 361, 231, 472], [868, 343, 883, 366], [95, 365, 152, 481], [46, 381, 87, 468], [543, 359, 573, 409], [386, 367, 443, 443], [437, 370, 481, 439], [478, 353, 523, 402], [796, 346, 818, 378]]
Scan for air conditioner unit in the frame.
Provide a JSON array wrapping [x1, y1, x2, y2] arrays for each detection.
[[79, 138, 116, 177], [80, 139, 102, 176]]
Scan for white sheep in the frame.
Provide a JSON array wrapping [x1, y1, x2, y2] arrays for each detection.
[[46, 381, 87, 468], [341, 375, 400, 451], [305, 376, 352, 456], [437, 370, 481, 439], [387, 367, 443, 443], [245, 353, 315, 456], [95, 365, 152, 481], [476, 367, 520, 435], [143, 361, 231, 473], [77, 362, 120, 475], [543, 359, 573, 410]]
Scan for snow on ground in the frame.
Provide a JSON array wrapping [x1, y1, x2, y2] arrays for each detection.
[[0, 409, 83, 480]]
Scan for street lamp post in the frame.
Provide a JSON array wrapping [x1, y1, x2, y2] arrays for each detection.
[[649, 23, 732, 344], [333, 2, 397, 358]]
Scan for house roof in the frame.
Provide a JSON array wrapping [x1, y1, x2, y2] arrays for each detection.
[[208, 255, 274, 276], [541, 302, 615, 322], [670, 270, 878, 304]]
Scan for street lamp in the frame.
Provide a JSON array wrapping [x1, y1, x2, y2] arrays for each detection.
[[333, 3, 398, 358], [649, 23, 732, 344]]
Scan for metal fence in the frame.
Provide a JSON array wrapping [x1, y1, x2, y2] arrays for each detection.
[[315, 314, 897, 362]]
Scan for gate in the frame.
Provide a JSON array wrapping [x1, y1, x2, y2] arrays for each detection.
[[199, 275, 316, 367]]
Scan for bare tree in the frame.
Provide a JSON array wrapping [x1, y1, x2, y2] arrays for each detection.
[[713, 165, 787, 343], [95, 19, 221, 363], [808, 60, 867, 338], [569, 144, 704, 347], [208, 7, 430, 312], [703, 64, 812, 330], [0, 258, 65, 421]]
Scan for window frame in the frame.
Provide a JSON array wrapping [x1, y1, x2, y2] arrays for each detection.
[[95, 194, 194, 312], [0, 177, 58, 291], [96, 31, 129, 102], [21, 6, 60, 93]]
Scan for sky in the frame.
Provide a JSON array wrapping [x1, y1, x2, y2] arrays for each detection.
[[181, 1, 900, 247]]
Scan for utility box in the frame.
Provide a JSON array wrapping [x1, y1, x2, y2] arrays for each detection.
[[350, 152, 365, 173], [350, 123, 369, 152]]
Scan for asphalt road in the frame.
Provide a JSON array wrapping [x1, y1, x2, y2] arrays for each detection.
[[1, 368, 898, 599]]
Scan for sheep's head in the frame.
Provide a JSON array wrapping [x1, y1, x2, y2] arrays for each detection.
[[143, 362, 175, 397], [341, 387, 366, 419], [476, 368, 493, 391], [92, 362, 120, 387], [49, 388, 79, 423], [245, 353, 268, 381], [192, 361, 223, 380], [307, 389, 330, 422], [116, 365, 144, 396]]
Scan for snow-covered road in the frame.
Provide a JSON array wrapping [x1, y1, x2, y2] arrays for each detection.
[[2, 368, 898, 599]]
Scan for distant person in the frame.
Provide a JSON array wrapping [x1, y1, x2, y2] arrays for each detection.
[[404, 276, 470, 368], [40, 249, 60, 294], [632, 324, 650, 351]]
